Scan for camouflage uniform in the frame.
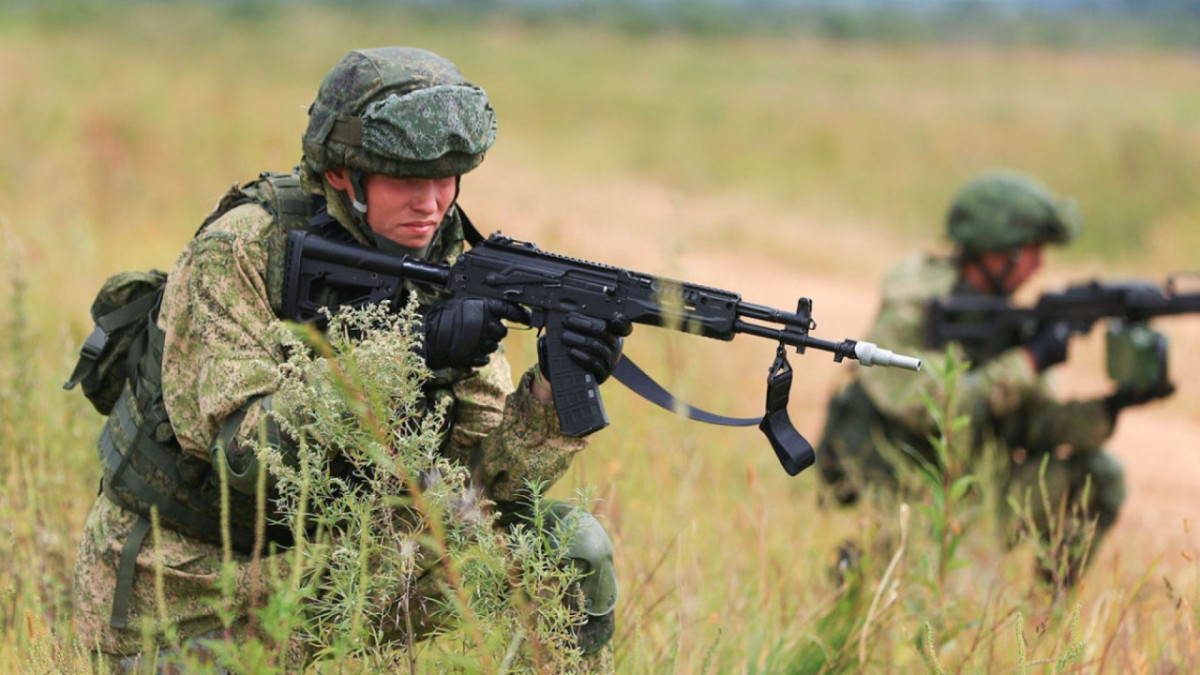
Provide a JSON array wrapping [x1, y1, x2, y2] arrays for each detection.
[[816, 171, 1126, 580], [73, 47, 613, 669]]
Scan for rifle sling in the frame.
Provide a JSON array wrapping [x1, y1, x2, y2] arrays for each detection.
[[611, 349, 815, 476], [758, 346, 817, 476]]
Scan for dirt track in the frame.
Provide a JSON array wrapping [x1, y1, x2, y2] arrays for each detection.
[[467, 156, 1200, 569]]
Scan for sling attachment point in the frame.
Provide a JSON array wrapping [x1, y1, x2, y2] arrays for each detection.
[[609, 345, 815, 476], [759, 344, 816, 476]]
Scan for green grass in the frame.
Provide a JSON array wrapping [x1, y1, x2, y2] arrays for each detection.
[[2, 4, 1199, 672]]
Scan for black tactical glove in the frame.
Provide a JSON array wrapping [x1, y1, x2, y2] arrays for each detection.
[[421, 297, 530, 370], [1026, 320, 1071, 372], [1103, 379, 1176, 422], [538, 313, 633, 385]]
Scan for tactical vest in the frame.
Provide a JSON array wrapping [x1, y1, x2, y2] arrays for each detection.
[[93, 171, 312, 554], [85, 171, 471, 629]]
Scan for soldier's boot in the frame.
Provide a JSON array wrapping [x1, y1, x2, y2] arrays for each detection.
[[577, 612, 616, 674]]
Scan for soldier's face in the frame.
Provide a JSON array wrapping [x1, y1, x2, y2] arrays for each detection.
[[362, 173, 458, 249], [963, 243, 1044, 294], [1001, 243, 1044, 292], [326, 168, 457, 249]]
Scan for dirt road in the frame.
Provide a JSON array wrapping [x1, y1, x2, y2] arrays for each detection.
[[467, 156, 1200, 570]]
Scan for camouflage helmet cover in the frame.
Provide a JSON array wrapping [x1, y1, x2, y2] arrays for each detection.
[[946, 170, 1080, 254], [303, 47, 497, 179]]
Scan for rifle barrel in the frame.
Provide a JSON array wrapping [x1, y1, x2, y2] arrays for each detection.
[[733, 320, 922, 371]]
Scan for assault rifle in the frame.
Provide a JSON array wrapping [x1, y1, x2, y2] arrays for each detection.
[[925, 275, 1200, 391], [926, 275, 1200, 347], [283, 230, 921, 476]]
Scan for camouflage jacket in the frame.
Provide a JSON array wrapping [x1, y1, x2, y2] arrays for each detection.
[[851, 252, 1113, 454], [158, 182, 587, 503]]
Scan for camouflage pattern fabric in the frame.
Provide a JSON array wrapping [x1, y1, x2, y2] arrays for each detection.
[[74, 183, 590, 662], [303, 47, 495, 180], [946, 170, 1080, 253], [74, 493, 302, 664], [816, 253, 1124, 568], [360, 85, 496, 163]]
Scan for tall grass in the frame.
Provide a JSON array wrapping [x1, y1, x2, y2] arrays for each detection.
[[1, 4, 1198, 672]]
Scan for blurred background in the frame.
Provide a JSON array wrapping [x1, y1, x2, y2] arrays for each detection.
[[2, 0, 1199, 670]]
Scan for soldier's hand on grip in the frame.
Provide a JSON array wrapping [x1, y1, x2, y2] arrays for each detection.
[[421, 296, 530, 370], [1027, 320, 1071, 372], [1104, 378, 1176, 420], [539, 313, 633, 384]]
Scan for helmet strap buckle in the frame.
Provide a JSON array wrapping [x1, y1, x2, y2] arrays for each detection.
[[348, 169, 369, 215]]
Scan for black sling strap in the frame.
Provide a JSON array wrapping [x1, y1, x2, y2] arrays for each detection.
[[458, 206, 486, 246], [611, 347, 815, 476]]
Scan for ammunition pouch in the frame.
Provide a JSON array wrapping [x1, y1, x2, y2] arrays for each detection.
[[97, 313, 273, 553]]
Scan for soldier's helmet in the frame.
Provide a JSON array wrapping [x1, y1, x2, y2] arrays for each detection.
[[303, 47, 497, 180], [946, 170, 1080, 255]]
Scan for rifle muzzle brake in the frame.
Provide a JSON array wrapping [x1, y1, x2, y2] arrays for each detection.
[[853, 341, 922, 371]]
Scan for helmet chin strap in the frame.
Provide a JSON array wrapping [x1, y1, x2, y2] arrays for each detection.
[[348, 169, 370, 225]]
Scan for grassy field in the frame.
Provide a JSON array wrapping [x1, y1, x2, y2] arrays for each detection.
[[2, 4, 1200, 672]]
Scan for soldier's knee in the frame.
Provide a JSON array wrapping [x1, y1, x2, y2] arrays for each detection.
[[541, 501, 618, 654], [1073, 451, 1126, 527]]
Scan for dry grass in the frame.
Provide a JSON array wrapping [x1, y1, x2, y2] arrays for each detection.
[[2, 4, 1198, 672]]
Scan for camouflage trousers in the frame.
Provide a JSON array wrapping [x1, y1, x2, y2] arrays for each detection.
[[73, 494, 616, 672], [816, 381, 1126, 580], [73, 494, 312, 671]]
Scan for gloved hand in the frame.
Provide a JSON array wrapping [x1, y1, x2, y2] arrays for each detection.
[[1104, 379, 1176, 421], [1026, 320, 1071, 372], [421, 296, 530, 370], [538, 313, 633, 385]]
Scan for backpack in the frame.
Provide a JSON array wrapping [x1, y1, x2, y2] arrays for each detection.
[[63, 269, 168, 415], [63, 171, 317, 415], [64, 172, 317, 630]]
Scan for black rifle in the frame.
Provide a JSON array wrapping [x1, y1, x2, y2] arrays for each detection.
[[283, 230, 921, 476], [925, 275, 1200, 350]]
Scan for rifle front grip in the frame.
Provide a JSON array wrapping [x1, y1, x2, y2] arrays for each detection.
[[544, 316, 610, 437]]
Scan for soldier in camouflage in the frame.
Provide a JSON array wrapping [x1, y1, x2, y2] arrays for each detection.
[[73, 47, 624, 670], [816, 169, 1168, 584]]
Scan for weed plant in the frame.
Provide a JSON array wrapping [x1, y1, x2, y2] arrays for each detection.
[[781, 352, 1164, 672], [110, 301, 596, 673]]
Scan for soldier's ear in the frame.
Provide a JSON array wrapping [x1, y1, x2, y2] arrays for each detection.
[[324, 168, 351, 191]]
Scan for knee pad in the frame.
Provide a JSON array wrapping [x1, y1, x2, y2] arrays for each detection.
[[541, 500, 618, 618], [1070, 451, 1126, 526]]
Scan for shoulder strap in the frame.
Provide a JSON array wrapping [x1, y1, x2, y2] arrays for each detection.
[[457, 206, 486, 247], [196, 169, 319, 236], [257, 170, 318, 233]]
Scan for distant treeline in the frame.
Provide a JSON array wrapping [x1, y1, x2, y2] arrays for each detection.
[[7, 0, 1200, 50], [426, 0, 1200, 49]]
